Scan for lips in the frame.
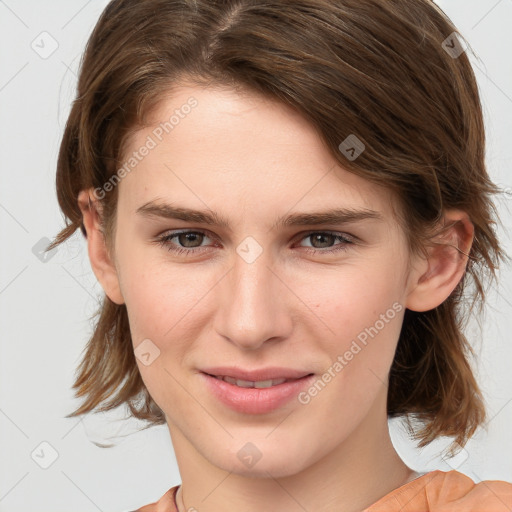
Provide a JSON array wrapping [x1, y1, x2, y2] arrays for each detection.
[[200, 371, 317, 414]]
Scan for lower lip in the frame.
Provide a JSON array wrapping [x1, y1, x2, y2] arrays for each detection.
[[200, 372, 316, 414]]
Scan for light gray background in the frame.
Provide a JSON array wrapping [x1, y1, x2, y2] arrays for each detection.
[[0, 1, 511, 511]]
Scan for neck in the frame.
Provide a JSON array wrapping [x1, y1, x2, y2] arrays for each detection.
[[168, 392, 415, 512]]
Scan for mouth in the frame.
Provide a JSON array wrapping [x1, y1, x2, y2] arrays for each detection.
[[200, 371, 317, 414], [204, 373, 314, 389]]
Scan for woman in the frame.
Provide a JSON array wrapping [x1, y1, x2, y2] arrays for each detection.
[[48, 0, 512, 510]]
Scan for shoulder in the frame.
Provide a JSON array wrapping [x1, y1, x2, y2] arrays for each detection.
[[430, 470, 512, 511], [367, 470, 512, 512], [131, 485, 180, 512]]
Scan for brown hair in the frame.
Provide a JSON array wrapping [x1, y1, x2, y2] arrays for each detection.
[[48, 0, 507, 454]]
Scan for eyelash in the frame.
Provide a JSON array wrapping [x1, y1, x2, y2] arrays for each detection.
[[154, 230, 355, 257]]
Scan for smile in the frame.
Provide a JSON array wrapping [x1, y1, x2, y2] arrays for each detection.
[[212, 375, 290, 388]]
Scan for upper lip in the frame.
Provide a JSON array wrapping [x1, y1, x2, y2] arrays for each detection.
[[201, 366, 313, 381]]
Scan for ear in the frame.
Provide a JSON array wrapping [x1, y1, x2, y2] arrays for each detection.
[[77, 189, 125, 305], [405, 209, 474, 312]]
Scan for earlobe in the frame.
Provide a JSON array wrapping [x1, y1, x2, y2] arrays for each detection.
[[77, 189, 125, 305], [405, 210, 474, 312]]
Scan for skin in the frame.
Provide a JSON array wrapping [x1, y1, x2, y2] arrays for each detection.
[[78, 84, 473, 512]]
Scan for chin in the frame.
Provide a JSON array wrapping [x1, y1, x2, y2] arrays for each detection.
[[208, 442, 313, 479], [220, 458, 307, 479]]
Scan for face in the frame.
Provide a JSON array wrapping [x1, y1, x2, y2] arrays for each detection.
[[107, 84, 418, 477]]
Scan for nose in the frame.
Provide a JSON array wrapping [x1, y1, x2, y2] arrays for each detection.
[[213, 246, 293, 351]]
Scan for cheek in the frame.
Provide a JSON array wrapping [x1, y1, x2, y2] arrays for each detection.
[[310, 263, 406, 379], [311, 262, 404, 331], [303, 280, 404, 423], [116, 240, 207, 339], [119, 261, 203, 410]]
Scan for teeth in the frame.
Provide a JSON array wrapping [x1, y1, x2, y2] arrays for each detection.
[[254, 379, 283, 388], [217, 376, 288, 388]]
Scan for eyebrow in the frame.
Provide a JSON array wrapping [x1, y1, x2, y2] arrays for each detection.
[[136, 200, 383, 230]]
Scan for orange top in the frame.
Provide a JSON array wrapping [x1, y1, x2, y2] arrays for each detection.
[[134, 470, 512, 512]]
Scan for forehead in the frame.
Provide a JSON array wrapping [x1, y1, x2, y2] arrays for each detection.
[[117, 84, 397, 227]]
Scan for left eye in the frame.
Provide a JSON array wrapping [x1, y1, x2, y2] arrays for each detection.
[[154, 230, 354, 256]]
